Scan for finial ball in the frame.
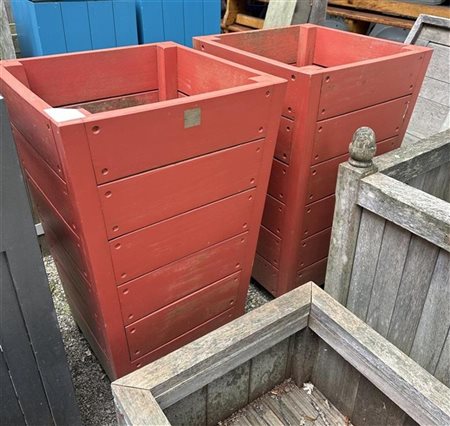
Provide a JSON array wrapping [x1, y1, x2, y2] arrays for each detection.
[[349, 127, 376, 168]]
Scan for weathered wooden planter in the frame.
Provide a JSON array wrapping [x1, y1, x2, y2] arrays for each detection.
[[194, 24, 431, 296], [0, 97, 80, 425], [0, 43, 286, 379], [112, 283, 450, 426], [326, 128, 450, 391]]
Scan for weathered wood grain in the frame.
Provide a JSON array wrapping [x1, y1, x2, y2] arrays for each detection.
[[290, 328, 319, 386], [207, 362, 250, 425], [310, 286, 450, 426], [249, 339, 290, 401], [324, 161, 378, 304], [263, 0, 297, 29], [358, 173, 450, 251], [0, 0, 15, 60], [407, 162, 450, 202], [434, 331, 450, 386], [112, 387, 170, 426], [165, 388, 207, 426], [365, 222, 411, 337], [409, 250, 450, 378], [346, 210, 385, 317]]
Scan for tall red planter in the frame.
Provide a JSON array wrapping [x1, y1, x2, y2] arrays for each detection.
[[0, 43, 286, 379], [194, 24, 431, 297]]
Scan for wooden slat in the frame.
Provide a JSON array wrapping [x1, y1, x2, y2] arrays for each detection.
[[357, 173, 450, 251], [235, 14, 264, 30], [110, 189, 255, 283], [99, 139, 263, 238], [113, 387, 170, 426], [365, 222, 411, 337], [327, 0, 450, 20], [327, 6, 413, 29], [263, 0, 297, 29], [346, 210, 385, 316], [310, 286, 450, 426], [165, 387, 206, 426]]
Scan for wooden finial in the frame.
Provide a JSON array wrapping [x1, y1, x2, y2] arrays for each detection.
[[349, 127, 377, 168]]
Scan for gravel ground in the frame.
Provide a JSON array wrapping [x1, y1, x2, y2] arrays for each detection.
[[44, 255, 273, 426]]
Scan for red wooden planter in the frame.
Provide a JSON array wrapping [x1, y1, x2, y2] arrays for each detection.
[[0, 43, 286, 379], [194, 25, 431, 297]]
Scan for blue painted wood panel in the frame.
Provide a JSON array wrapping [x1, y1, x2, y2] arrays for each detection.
[[11, 0, 138, 57], [61, 2, 92, 52], [136, 0, 220, 46], [88, 1, 116, 50]]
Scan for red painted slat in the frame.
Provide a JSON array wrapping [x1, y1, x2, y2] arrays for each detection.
[[129, 307, 238, 371], [256, 226, 281, 268], [302, 195, 335, 239], [312, 96, 411, 164], [267, 158, 289, 203], [125, 272, 241, 360], [298, 227, 332, 270], [317, 53, 424, 120], [275, 116, 294, 164], [110, 189, 256, 283], [13, 126, 74, 226], [296, 257, 327, 287], [87, 86, 274, 183], [118, 233, 248, 325], [252, 254, 279, 297], [19, 45, 159, 107], [261, 194, 285, 238], [99, 139, 264, 238]]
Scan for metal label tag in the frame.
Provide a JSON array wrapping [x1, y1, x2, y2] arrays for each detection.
[[184, 107, 201, 128]]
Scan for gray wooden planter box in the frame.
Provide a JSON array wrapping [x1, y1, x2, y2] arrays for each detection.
[[0, 97, 80, 425], [112, 283, 449, 426], [325, 128, 449, 396]]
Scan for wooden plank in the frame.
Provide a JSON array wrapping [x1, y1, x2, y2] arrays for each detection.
[[87, 84, 277, 183], [0, 0, 15, 60], [275, 116, 294, 164], [113, 387, 170, 426], [327, 6, 414, 29], [386, 235, 439, 355], [328, 0, 450, 20], [291, 328, 320, 385], [358, 173, 450, 251], [20, 45, 159, 107], [297, 227, 331, 271], [249, 339, 290, 401], [235, 14, 264, 30], [267, 158, 289, 203], [375, 129, 450, 181], [261, 194, 285, 238], [118, 233, 248, 325], [296, 257, 327, 287], [346, 210, 385, 316], [313, 95, 410, 165], [324, 161, 378, 304], [125, 273, 241, 360], [252, 253, 279, 296], [113, 284, 312, 410], [316, 52, 429, 120], [365, 222, 411, 337], [207, 362, 250, 425], [408, 162, 450, 202], [165, 388, 207, 426], [434, 331, 450, 386], [110, 189, 255, 283], [263, 0, 297, 29], [310, 285, 450, 426], [409, 250, 450, 374], [256, 226, 281, 268], [407, 96, 450, 139], [99, 139, 264, 238], [301, 194, 335, 238]]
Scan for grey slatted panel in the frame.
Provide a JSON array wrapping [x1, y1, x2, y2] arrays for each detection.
[[387, 235, 440, 355], [409, 250, 450, 377], [346, 210, 386, 318], [434, 330, 450, 386], [365, 222, 412, 337]]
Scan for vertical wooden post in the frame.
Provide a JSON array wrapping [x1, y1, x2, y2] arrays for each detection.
[[157, 42, 178, 101], [0, 0, 15, 59], [296, 24, 317, 67], [324, 127, 378, 304]]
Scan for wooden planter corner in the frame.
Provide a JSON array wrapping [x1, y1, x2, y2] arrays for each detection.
[[112, 283, 450, 426]]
